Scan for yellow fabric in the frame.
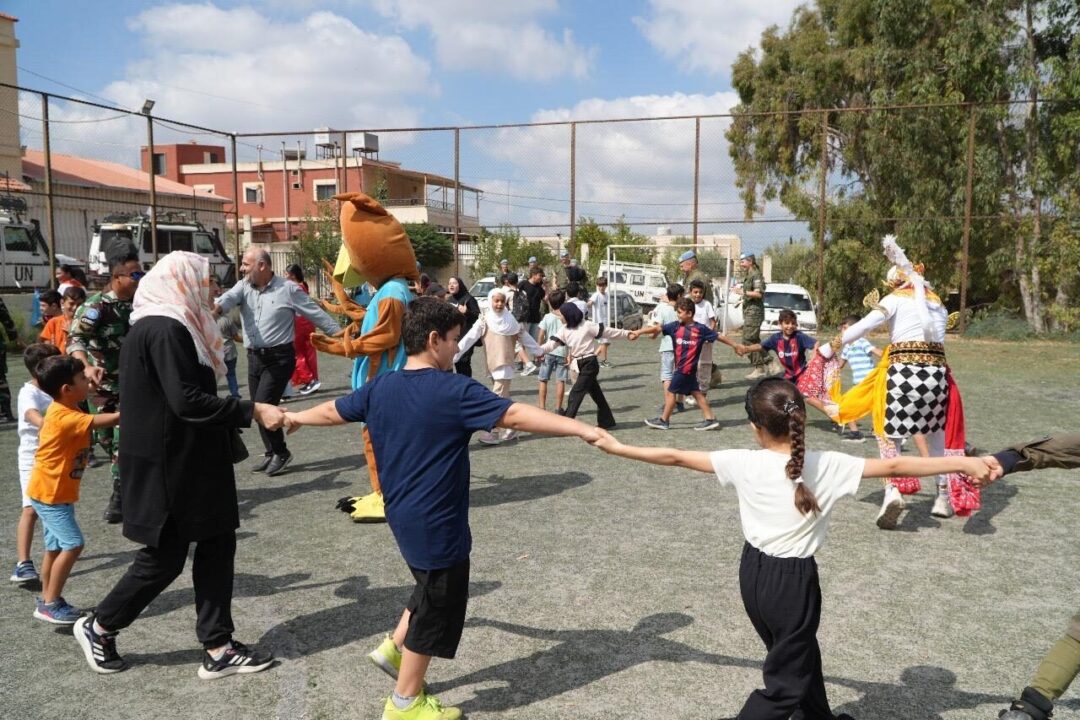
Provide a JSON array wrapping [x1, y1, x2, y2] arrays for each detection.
[[27, 402, 94, 504], [835, 346, 892, 436], [889, 286, 942, 306], [333, 244, 366, 288]]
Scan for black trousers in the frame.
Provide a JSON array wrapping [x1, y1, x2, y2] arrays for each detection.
[[95, 521, 236, 649], [737, 542, 834, 720], [454, 347, 474, 378], [564, 356, 615, 429], [247, 345, 295, 456]]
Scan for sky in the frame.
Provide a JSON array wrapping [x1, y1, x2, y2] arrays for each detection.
[[7, 0, 809, 250]]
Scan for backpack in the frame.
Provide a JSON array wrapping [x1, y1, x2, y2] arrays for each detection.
[[511, 288, 529, 322]]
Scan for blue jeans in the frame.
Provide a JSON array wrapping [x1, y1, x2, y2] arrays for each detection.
[[225, 357, 240, 398]]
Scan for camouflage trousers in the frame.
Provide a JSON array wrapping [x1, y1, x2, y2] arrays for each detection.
[[741, 307, 766, 368], [0, 346, 11, 419], [89, 391, 120, 482]]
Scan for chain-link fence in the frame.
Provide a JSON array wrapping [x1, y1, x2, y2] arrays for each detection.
[[5, 81, 1077, 330]]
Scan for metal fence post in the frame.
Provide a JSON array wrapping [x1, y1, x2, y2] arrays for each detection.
[[340, 131, 349, 194], [693, 116, 701, 246], [40, 93, 56, 288], [569, 122, 577, 253], [231, 134, 240, 275], [146, 113, 158, 261], [959, 105, 976, 333], [454, 127, 461, 277], [816, 109, 828, 307]]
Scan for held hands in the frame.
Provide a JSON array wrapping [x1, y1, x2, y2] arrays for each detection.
[[587, 427, 621, 454], [628, 331, 640, 341], [84, 364, 105, 386], [252, 403, 287, 431], [968, 455, 1005, 488], [734, 345, 748, 357], [284, 412, 302, 435]]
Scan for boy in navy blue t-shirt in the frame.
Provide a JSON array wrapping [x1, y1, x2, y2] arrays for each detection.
[[633, 298, 738, 431], [284, 297, 600, 720]]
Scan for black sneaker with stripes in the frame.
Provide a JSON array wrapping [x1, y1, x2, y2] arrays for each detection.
[[74, 615, 128, 674], [197, 641, 274, 680]]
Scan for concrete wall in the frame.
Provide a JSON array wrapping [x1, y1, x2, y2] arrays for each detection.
[[0, 16, 22, 185]]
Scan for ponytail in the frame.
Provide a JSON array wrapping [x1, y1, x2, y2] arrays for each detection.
[[785, 405, 820, 516], [745, 377, 821, 516]]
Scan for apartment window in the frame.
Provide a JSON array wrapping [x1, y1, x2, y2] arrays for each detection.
[[314, 180, 337, 202], [151, 153, 167, 176], [203, 151, 219, 163], [243, 182, 263, 204]]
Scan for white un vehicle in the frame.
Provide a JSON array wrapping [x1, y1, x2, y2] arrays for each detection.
[[597, 260, 668, 311], [0, 196, 82, 289], [89, 211, 234, 285], [723, 281, 819, 335]]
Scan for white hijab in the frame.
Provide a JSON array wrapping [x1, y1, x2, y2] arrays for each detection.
[[130, 251, 227, 377], [485, 287, 519, 336]]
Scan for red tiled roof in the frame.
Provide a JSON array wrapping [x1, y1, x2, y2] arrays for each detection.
[[0, 175, 31, 192], [21, 149, 229, 202]]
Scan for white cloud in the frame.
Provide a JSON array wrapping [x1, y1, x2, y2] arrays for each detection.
[[22, 4, 435, 164], [371, 0, 593, 81], [467, 92, 760, 235], [633, 0, 804, 77]]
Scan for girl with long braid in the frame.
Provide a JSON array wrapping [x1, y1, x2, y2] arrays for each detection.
[[589, 377, 992, 720]]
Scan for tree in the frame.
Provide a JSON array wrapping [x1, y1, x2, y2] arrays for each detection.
[[726, 0, 1079, 332], [469, 225, 556, 277], [403, 223, 454, 270], [295, 201, 341, 282], [577, 216, 654, 280]]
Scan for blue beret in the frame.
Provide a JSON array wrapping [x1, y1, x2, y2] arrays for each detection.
[[678, 250, 696, 263]]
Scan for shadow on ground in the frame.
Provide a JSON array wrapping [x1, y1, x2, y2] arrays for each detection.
[[436, 614, 1029, 718], [469, 471, 591, 507], [257, 577, 502, 660]]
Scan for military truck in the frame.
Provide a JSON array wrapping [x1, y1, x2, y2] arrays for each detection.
[[0, 196, 82, 289], [88, 211, 235, 285]]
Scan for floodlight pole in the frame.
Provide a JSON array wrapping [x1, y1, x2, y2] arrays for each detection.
[[146, 113, 159, 262]]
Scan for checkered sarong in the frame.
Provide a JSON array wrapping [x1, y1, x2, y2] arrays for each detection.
[[883, 363, 947, 438]]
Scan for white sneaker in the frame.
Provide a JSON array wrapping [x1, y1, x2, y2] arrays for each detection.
[[521, 362, 538, 376], [931, 494, 955, 519], [745, 367, 767, 380], [501, 429, 519, 442], [684, 396, 697, 408], [876, 485, 905, 530], [477, 431, 501, 445]]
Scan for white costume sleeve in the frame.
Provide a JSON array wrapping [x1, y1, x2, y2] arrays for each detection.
[[518, 326, 544, 356]]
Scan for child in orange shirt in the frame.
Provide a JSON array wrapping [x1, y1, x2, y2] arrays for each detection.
[[27, 355, 118, 625], [38, 286, 86, 353]]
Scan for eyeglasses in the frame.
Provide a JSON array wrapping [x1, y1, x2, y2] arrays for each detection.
[[116, 271, 146, 281]]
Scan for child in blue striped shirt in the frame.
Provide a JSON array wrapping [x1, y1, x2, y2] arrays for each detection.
[[838, 314, 882, 442]]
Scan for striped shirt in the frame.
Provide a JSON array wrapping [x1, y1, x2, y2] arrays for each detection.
[[663, 321, 718, 376], [841, 337, 877, 384]]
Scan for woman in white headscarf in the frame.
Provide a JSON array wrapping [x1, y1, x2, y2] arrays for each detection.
[[74, 251, 283, 678], [454, 287, 544, 443]]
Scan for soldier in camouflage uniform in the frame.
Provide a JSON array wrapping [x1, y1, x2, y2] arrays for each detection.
[[67, 251, 142, 523], [0, 297, 19, 422], [735, 252, 768, 379]]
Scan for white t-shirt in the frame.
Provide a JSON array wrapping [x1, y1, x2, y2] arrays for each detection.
[[709, 449, 865, 558], [17, 382, 53, 471], [693, 299, 717, 327], [589, 291, 608, 323]]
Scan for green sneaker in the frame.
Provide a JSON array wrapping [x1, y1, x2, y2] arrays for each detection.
[[382, 692, 462, 720], [368, 635, 402, 679]]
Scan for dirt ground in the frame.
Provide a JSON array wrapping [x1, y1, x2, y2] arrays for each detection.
[[1, 333, 1078, 719]]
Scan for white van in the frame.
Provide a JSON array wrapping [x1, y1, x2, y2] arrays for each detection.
[[0, 197, 82, 289], [89, 211, 234, 285], [598, 260, 668, 310], [723, 281, 819, 335]]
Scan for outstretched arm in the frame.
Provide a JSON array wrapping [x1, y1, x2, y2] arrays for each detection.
[[863, 455, 991, 482], [590, 429, 713, 473], [284, 400, 347, 433], [496, 403, 599, 442]]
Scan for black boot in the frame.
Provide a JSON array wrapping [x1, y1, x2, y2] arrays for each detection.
[[999, 687, 1054, 720], [103, 478, 122, 524], [0, 396, 14, 423]]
